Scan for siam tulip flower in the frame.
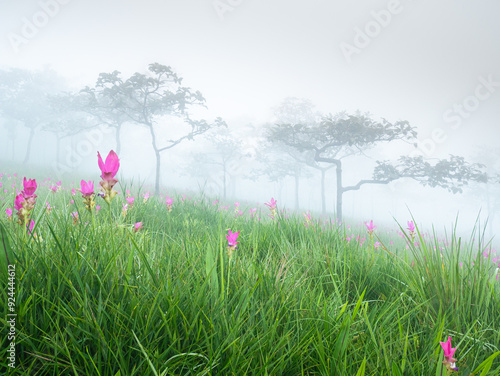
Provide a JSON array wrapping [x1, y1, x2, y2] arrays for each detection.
[[79, 180, 96, 212], [122, 203, 128, 217], [374, 241, 381, 249], [27, 219, 35, 234], [126, 196, 135, 207], [22, 177, 37, 197], [45, 202, 53, 214], [249, 208, 257, 217], [143, 191, 150, 203], [14, 177, 38, 228], [80, 180, 94, 197], [165, 196, 173, 212], [14, 194, 25, 211], [303, 212, 312, 227], [407, 220, 416, 241], [5, 208, 13, 221], [439, 336, 459, 372], [95, 205, 101, 214], [226, 229, 240, 259], [71, 188, 76, 196], [71, 212, 79, 225], [365, 220, 376, 236], [134, 222, 143, 233], [265, 197, 278, 219], [97, 150, 120, 204], [235, 209, 243, 217]]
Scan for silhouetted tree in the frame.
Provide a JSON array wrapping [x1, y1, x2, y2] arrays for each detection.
[[270, 112, 488, 219], [0, 68, 66, 164], [90, 63, 225, 195]]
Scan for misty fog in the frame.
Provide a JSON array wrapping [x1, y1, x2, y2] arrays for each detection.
[[1, 0, 499, 243]]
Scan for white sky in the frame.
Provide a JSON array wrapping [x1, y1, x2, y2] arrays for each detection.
[[1, 0, 499, 153]]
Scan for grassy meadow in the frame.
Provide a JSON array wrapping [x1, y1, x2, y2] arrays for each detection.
[[1, 170, 500, 375]]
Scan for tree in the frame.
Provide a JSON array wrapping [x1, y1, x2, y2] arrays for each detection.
[[78, 74, 133, 155], [0, 68, 66, 164], [91, 63, 225, 195], [43, 92, 96, 164], [270, 113, 488, 219], [183, 128, 247, 200]]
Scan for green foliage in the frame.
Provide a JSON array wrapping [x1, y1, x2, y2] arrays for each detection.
[[0, 186, 499, 375]]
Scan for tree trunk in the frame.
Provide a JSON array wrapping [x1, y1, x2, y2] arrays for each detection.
[[294, 169, 300, 210], [321, 169, 326, 215], [223, 162, 227, 200], [56, 135, 61, 164], [149, 125, 161, 196], [336, 161, 343, 221], [23, 127, 35, 164], [115, 123, 122, 155]]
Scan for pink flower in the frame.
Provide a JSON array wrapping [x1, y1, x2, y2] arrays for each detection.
[[407, 220, 415, 232], [27, 219, 35, 234], [97, 150, 120, 203], [126, 196, 135, 205], [365, 220, 376, 234], [22, 177, 37, 197], [440, 336, 458, 372], [96, 205, 101, 213], [71, 188, 76, 196], [134, 222, 143, 232], [374, 241, 381, 249], [264, 197, 277, 209], [80, 180, 94, 197], [14, 194, 25, 211], [226, 229, 240, 248], [97, 150, 120, 181], [5, 208, 12, 218]]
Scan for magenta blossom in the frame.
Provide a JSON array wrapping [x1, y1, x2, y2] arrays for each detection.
[[265, 197, 277, 209], [126, 196, 135, 205], [226, 229, 240, 259], [226, 229, 240, 247], [22, 177, 37, 197], [27, 219, 35, 234], [97, 150, 120, 203], [440, 336, 458, 372], [5, 208, 13, 219], [407, 220, 415, 232], [97, 150, 120, 180], [134, 222, 143, 232], [80, 180, 94, 197], [14, 193, 25, 211], [365, 220, 376, 235]]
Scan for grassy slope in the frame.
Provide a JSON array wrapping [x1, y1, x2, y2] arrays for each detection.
[[0, 177, 499, 375]]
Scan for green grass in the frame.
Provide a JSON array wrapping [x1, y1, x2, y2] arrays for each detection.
[[0, 176, 499, 375]]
